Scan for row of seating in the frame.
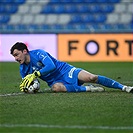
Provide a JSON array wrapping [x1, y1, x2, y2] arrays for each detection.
[[46, 0, 121, 3], [1, 3, 132, 14], [1, 13, 132, 24], [0, 0, 25, 4], [1, 23, 132, 33], [0, 0, 132, 33], [41, 4, 114, 14], [0, 0, 120, 4]]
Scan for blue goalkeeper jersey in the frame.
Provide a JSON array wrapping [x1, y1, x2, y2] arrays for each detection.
[[20, 49, 75, 86]]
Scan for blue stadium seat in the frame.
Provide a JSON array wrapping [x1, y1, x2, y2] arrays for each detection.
[[76, 5, 89, 13], [51, 24, 63, 30], [0, 25, 14, 33], [108, 0, 120, 3], [0, 0, 25, 4], [84, 0, 97, 2], [50, 0, 60, 2], [13, 24, 27, 31], [13, 0, 25, 4], [81, 15, 95, 23], [100, 4, 114, 13], [96, 0, 120, 2], [53, 5, 65, 13], [0, 5, 6, 13], [0, 0, 13, 3], [64, 4, 77, 13], [41, 5, 53, 13], [94, 14, 106, 22], [89, 5, 101, 13], [5, 5, 18, 13], [100, 23, 114, 30], [96, 0, 109, 3], [70, 15, 82, 23], [63, 24, 75, 30], [0, 15, 10, 23]]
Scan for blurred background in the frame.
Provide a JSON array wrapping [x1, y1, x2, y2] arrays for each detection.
[[0, 0, 133, 33], [0, 0, 133, 62]]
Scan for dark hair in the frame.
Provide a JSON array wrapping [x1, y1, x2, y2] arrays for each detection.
[[10, 42, 29, 54]]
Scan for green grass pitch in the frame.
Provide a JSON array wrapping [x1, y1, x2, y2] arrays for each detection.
[[0, 62, 133, 133]]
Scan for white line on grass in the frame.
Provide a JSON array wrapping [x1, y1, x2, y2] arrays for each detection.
[[0, 92, 24, 97], [0, 124, 133, 130]]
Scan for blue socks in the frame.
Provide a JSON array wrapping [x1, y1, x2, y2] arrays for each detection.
[[97, 75, 124, 90], [64, 84, 86, 92], [64, 75, 124, 92]]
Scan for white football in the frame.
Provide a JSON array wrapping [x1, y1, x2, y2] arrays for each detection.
[[28, 79, 40, 93]]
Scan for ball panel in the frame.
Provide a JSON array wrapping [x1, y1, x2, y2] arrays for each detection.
[[27, 79, 40, 93]]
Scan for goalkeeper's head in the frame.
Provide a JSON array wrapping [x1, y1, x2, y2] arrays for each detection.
[[10, 42, 29, 54], [10, 42, 30, 64]]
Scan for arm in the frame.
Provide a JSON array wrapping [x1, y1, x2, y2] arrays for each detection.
[[20, 50, 56, 89], [38, 52, 56, 76]]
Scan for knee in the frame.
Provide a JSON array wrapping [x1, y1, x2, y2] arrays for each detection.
[[89, 74, 98, 83], [52, 83, 66, 92], [52, 83, 59, 92]]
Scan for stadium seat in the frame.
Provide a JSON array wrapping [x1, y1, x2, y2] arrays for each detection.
[[58, 14, 71, 24], [45, 14, 58, 24], [89, 5, 101, 13], [106, 14, 119, 23], [64, 4, 77, 13], [114, 4, 126, 13], [120, 13, 132, 24], [9, 14, 22, 24], [41, 5, 53, 13], [0, 5, 6, 13], [33, 15, 46, 24], [13, 0, 26, 4], [100, 4, 114, 13], [70, 15, 82, 23], [30, 4, 42, 14], [76, 5, 89, 13], [94, 14, 106, 23], [84, 0, 97, 2], [17, 5, 30, 14], [52, 5, 65, 13], [21, 15, 34, 24], [81, 15, 95, 23], [5, 5, 18, 13], [0, 15, 10, 23], [127, 4, 133, 13]]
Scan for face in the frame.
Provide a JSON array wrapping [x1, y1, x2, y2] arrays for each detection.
[[12, 49, 28, 64]]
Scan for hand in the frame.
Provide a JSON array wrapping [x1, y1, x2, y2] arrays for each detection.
[[19, 75, 32, 92], [19, 71, 41, 90]]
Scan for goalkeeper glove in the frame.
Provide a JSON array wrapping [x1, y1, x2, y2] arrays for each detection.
[[19, 75, 32, 92], [19, 71, 41, 90]]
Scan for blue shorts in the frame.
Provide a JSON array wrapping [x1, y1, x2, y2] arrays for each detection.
[[50, 67, 83, 87]]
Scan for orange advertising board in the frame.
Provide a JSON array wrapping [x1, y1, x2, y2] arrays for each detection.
[[58, 34, 133, 62]]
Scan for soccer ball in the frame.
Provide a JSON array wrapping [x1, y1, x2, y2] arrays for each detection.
[[27, 79, 40, 93]]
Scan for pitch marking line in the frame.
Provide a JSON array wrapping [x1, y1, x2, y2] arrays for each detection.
[[0, 124, 133, 130], [0, 92, 24, 97]]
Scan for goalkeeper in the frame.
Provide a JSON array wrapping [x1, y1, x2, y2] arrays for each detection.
[[10, 42, 133, 93]]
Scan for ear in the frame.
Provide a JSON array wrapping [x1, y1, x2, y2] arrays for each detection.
[[23, 49, 28, 54]]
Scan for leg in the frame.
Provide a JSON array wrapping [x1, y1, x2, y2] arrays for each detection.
[[51, 82, 104, 93], [97, 75, 133, 93], [97, 75, 123, 89], [51, 82, 86, 92], [78, 70, 124, 89], [78, 70, 133, 92], [51, 83, 67, 92]]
